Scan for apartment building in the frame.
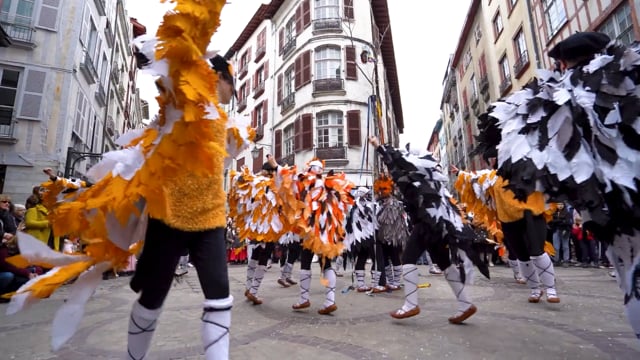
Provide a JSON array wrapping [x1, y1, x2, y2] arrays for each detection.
[[0, 0, 143, 202], [531, 0, 640, 69], [226, 0, 404, 185], [441, 0, 544, 173]]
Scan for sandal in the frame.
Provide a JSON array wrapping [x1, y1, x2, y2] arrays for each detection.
[[528, 289, 543, 303], [277, 279, 290, 288], [546, 288, 560, 303], [292, 300, 310, 310], [317, 304, 337, 315]]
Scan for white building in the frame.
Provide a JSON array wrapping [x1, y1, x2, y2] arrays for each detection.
[[227, 0, 404, 186], [0, 0, 144, 203]]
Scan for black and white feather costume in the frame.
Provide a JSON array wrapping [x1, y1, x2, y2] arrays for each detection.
[[477, 37, 640, 340], [376, 144, 490, 280], [344, 187, 377, 253], [376, 195, 409, 248]]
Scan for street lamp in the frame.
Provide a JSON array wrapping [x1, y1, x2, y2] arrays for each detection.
[[251, 143, 272, 159]]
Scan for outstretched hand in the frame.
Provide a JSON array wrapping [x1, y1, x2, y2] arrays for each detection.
[[449, 164, 459, 174], [43, 168, 54, 176], [368, 136, 380, 148]]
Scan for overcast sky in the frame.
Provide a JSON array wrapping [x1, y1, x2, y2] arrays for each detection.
[[125, 0, 469, 147]]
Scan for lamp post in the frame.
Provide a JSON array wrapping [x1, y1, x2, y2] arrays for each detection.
[[250, 143, 272, 159], [63, 147, 103, 178]]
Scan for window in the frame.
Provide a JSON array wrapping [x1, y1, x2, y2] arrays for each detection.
[[470, 74, 477, 101], [315, 0, 339, 20], [284, 124, 295, 156], [253, 103, 263, 128], [598, 2, 634, 46], [474, 23, 482, 44], [0, 68, 20, 129], [499, 55, 510, 81], [543, 0, 566, 37], [514, 28, 527, 59], [99, 53, 109, 85], [284, 66, 295, 96], [285, 17, 296, 42], [73, 91, 89, 141], [0, 0, 34, 25], [463, 49, 472, 70], [493, 12, 503, 38], [479, 53, 487, 78], [316, 111, 343, 148], [508, 0, 518, 12], [315, 46, 341, 79]]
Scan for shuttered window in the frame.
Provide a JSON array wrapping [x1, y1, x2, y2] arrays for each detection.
[[345, 46, 357, 80], [315, 46, 341, 79], [346, 110, 361, 146], [253, 147, 264, 174], [262, 99, 268, 125], [36, 0, 61, 31], [295, 51, 312, 90], [316, 111, 343, 148], [236, 157, 245, 171], [277, 73, 283, 104], [344, 0, 354, 19], [0, 68, 20, 127], [18, 68, 47, 120], [283, 124, 295, 156], [301, 113, 313, 150]]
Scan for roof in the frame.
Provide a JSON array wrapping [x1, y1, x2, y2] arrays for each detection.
[[451, 0, 481, 68], [371, 0, 404, 132], [0, 24, 12, 47], [229, 0, 285, 54], [130, 18, 147, 38]]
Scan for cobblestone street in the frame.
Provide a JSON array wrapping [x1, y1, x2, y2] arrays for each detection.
[[0, 264, 638, 359]]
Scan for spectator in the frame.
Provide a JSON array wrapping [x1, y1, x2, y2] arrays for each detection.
[[549, 203, 573, 267], [0, 236, 38, 296], [12, 204, 26, 231], [1, 194, 17, 242], [24, 195, 57, 251], [571, 217, 598, 268]]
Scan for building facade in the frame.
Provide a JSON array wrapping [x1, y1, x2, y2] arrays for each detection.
[[0, 0, 144, 202], [530, 0, 640, 69], [227, 0, 404, 186]]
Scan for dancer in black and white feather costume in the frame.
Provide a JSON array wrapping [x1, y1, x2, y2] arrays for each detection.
[[477, 32, 640, 339], [344, 187, 377, 292], [369, 136, 489, 323]]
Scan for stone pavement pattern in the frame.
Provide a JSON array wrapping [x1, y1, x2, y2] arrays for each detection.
[[0, 265, 639, 359]]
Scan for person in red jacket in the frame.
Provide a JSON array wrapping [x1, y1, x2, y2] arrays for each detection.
[[571, 217, 597, 267]]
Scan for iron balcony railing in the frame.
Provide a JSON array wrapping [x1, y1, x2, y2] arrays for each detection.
[[499, 77, 512, 95], [513, 50, 530, 77], [0, 121, 15, 139], [313, 18, 342, 31], [79, 52, 99, 84], [280, 152, 295, 167], [0, 19, 34, 44], [95, 83, 107, 106], [314, 145, 347, 160], [237, 98, 247, 112], [282, 38, 296, 58], [313, 78, 344, 92], [280, 93, 295, 114]]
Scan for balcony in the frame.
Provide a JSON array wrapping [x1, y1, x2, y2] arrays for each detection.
[[313, 18, 342, 33], [104, 20, 114, 48], [93, 0, 106, 16], [253, 81, 265, 99], [254, 124, 264, 142], [0, 19, 35, 48], [280, 93, 295, 114], [279, 152, 295, 167], [315, 146, 348, 166], [0, 120, 17, 144], [79, 52, 99, 84], [513, 50, 530, 79], [312, 78, 344, 96], [254, 46, 266, 62], [282, 38, 296, 59], [499, 77, 512, 95], [106, 116, 116, 136], [95, 83, 107, 107], [237, 98, 247, 113]]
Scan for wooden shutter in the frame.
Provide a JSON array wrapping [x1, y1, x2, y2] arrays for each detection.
[[279, 28, 284, 55], [262, 99, 268, 125], [246, 46, 252, 63], [236, 157, 245, 171], [302, 50, 312, 86], [275, 129, 283, 160], [263, 60, 269, 80], [253, 148, 264, 174], [19, 69, 47, 120], [252, 71, 257, 91], [344, 0, 354, 20], [302, 0, 311, 29], [251, 108, 257, 128], [294, 54, 303, 89], [277, 74, 283, 104], [480, 53, 487, 77], [347, 110, 361, 146], [301, 113, 313, 150], [37, 0, 61, 31], [345, 46, 357, 80], [295, 5, 303, 34], [294, 116, 302, 151], [463, 89, 468, 108]]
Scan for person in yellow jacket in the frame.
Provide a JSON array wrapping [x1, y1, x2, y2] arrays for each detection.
[[24, 195, 58, 251], [452, 162, 560, 304]]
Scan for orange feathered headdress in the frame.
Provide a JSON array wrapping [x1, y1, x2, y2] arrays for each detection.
[[374, 174, 394, 197]]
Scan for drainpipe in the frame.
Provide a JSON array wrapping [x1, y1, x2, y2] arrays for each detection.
[[525, 0, 543, 68], [101, 0, 121, 153]]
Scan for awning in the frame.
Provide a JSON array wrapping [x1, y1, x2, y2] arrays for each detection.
[[0, 152, 33, 167]]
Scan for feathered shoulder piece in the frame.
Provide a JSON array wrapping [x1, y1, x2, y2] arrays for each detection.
[[376, 195, 409, 248], [344, 187, 377, 251], [227, 167, 288, 242], [297, 169, 355, 258], [40, 175, 90, 210]]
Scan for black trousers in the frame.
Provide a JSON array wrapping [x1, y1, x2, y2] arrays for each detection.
[[130, 218, 229, 310], [299, 248, 331, 271], [279, 242, 301, 266], [401, 222, 453, 271], [501, 211, 547, 262], [251, 242, 275, 266]]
